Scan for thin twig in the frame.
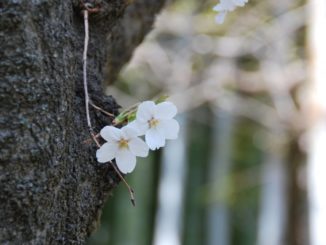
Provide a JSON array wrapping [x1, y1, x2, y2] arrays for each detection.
[[83, 10, 101, 148], [91, 132, 101, 148], [110, 162, 136, 206], [90, 101, 115, 117], [83, 10, 91, 131], [82, 8, 135, 206], [83, 133, 100, 145]]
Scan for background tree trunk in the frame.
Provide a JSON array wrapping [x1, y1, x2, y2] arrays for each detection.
[[0, 0, 166, 243]]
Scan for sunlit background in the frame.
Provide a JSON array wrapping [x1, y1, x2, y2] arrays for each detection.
[[87, 0, 326, 244]]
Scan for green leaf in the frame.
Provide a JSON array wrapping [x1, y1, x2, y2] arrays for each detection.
[[154, 95, 169, 104], [127, 112, 136, 123]]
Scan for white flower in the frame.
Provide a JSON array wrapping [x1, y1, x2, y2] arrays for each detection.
[[129, 101, 180, 150], [213, 0, 248, 24], [96, 126, 149, 174]]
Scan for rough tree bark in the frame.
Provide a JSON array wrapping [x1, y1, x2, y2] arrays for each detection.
[[0, 0, 166, 243]]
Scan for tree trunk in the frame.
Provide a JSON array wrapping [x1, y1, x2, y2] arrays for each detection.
[[0, 0, 166, 243]]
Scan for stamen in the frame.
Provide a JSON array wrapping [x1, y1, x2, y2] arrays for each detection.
[[148, 118, 159, 128], [118, 138, 129, 149]]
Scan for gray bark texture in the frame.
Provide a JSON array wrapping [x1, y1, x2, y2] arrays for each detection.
[[0, 0, 166, 244]]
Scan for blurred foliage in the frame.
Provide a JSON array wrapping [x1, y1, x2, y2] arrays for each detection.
[[88, 152, 161, 245]]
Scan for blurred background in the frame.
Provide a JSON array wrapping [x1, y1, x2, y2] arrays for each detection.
[[88, 0, 326, 244]]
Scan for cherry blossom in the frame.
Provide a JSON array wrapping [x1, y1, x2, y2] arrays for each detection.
[[129, 101, 180, 150], [213, 0, 248, 24], [96, 126, 149, 174]]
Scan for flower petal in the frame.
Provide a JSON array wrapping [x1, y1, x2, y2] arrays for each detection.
[[136, 101, 156, 122], [100, 126, 121, 141], [121, 125, 139, 139], [96, 142, 117, 163], [232, 0, 247, 7], [129, 137, 149, 157], [158, 119, 180, 140], [145, 128, 166, 150], [215, 12, 227, 24], [155, 102, 177, 120], [213, 4, 224, 11], [220, 0, 237, 10], [127, 120, 148, 136], [115, 149, 137, 174]]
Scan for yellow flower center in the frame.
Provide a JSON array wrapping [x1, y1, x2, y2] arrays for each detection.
[[118, 138, 129, 149], [148, 118, 159, 128]]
